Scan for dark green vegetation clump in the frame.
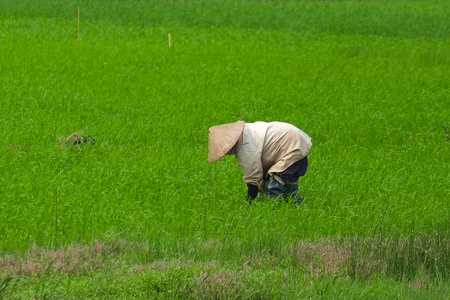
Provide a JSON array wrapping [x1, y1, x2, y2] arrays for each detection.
[[0, 0, 449, 298], [57, 133, 96, 149]]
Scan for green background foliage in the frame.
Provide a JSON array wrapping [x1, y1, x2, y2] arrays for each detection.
[[0, 0, 449, 298]]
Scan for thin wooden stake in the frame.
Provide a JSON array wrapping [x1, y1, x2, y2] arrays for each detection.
[[168, 33, 171, 48], [78, 5, 80, 41]]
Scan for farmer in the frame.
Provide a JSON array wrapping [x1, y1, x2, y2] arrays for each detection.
[[208, 120, 312, 203]]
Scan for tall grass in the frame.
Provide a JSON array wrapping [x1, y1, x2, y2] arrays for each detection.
[[0, 0, 449, 297], [1, 236, 449, 298]]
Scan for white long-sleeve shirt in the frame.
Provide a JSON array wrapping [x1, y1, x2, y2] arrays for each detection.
[[234, 122, 312, 186]]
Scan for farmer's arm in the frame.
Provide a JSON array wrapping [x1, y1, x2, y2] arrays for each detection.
[[247, 183, 259, 200], [235, 124, 266, 200], [237, 144, 264, 200]]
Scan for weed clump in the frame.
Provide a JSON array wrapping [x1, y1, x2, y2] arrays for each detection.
[[5, 144, 27, 152], [57, 133, 96, 149]]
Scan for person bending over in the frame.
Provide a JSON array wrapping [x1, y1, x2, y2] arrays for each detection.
[[208, 120, 312, 203]]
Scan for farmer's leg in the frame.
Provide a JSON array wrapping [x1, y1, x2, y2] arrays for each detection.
[[264, 156, 308, 201], [280, 156, 308, 180], [279, 156, 308, 203], [283, 180, 303, 204], [263, 175, 302, 203], [263, 175, 284, 198]]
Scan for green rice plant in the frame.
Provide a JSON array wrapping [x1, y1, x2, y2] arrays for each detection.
[[347, 232, 450, 281], [0, 0, 449, 297], [1, 239, 449, 299], [0, 276, 13, 298]]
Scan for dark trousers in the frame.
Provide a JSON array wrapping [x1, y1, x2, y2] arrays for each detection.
[[279, 155, 308, 181]]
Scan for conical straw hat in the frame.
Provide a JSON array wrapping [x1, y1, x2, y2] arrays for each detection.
[[208, 121, 245, 162]]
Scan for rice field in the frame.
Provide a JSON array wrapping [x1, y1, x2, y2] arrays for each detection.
[[0, 0, 449, 298]]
